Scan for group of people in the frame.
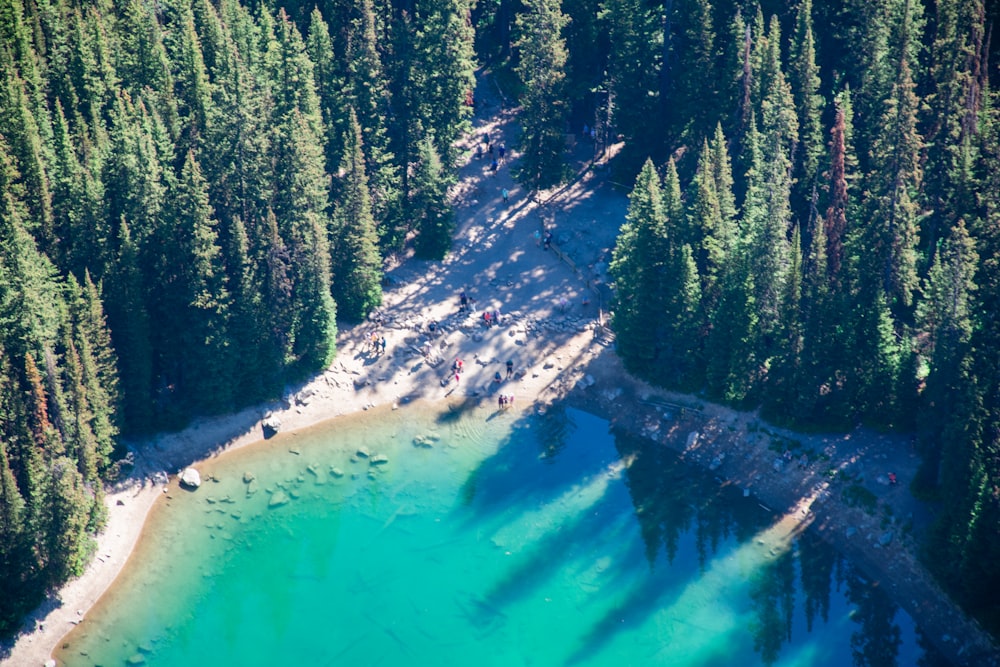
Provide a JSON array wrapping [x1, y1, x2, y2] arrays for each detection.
[[483, 309, 502, 328], [368, 331, 387, 355], [459, 291, 476, 313], [497, 394, 515, 410], [474, 133, 505, 176]]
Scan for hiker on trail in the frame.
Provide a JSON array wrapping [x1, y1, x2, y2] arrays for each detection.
[[379, 336, 386, 354], [460, 291, 468, 311], [453, 358, 464, 374], [488, 143, 494, 158], [370, 331, 379, 353], [502, 188, 509, 204], [506, 360, 513, 379], [492, 309, 501, 325], [498, 395, 505, 410], [498, 144, 506, 161], [508, 395, 514, 407], [483, 311, 492, 328], [491, 159, 498, 174], [543, 231, 553, 250], [494, 371, 502, 384]]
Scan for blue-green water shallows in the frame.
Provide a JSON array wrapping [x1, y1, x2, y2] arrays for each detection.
[[59, 401, 945, 667]]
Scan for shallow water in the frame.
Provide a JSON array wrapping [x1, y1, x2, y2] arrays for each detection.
[[60, 401, 945, 666]]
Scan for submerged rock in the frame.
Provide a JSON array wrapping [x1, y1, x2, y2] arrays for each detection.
[[243, 471, 255, 484], [268, 491, 290, 508], [179, 468, 201, 489], [356, 447, 371, 458], [370, 454, 389, 466]]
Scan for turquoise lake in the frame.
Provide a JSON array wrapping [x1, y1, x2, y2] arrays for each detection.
[[59, 401, 945, 666]]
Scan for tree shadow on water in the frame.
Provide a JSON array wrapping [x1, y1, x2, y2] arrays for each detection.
[[455, 406, 616, 526], [435, 397, 479, 425], [480, 490, 638, 610]]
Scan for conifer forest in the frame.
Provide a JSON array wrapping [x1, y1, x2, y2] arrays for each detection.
[[1, 0, 1000, 647]]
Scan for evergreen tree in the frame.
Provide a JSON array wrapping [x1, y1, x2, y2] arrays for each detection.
[[411, 0, 477, 166], [513, 0, 569, 189], [104, 220, 153, 433], [863, 29, 924, 308], [344, 0, 400, 245], [666, 0, 717, 147], [789, 0, 824, 224], [604, 0, 662, 178], [0, 50, 55, 250], [411, 133, 456, 260], [920, 0, 986, 270], [329, 110, 383, 321], [267, 9, 338, 372], [742, 114, 790, 366], [609, 159, 667, 375], [161, 152, 233, 414], [915, 219, 977, 492]]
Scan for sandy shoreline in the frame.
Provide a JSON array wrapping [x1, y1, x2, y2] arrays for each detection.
[[5, 74, 998, 667]]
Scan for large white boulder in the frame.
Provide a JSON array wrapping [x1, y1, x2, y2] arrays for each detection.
[[179, 467, 202, 489]]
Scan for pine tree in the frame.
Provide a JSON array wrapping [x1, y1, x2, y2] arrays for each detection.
[[163, 152, 233, 414], [863, 29, 923, 308], [687, 137, 732, 311], [667, 0, 717, 146], [103, 220, 153, 433], [267, 9, 338, 372], [915, 219, 978, 492], [305, 9, 348, 177], [344, 0, 400, 245], [513, 0, 569, 189], [0, 50, 54, 250], [604, 0, 662, 178], [329, 109, 383, 321], [411, 133, 456, 260], [789, 0, 824, 225], [920, 0, 986, 270], [411, 0, 477, 166], [164, 2, 214, 160], [609, 159, 667, 375], [742, 114, 791, 364]]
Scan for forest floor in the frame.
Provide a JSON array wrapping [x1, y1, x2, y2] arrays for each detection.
[[4, 70, 998, 667]]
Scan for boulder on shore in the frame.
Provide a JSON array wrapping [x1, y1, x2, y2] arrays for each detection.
[[262, 415, 282, 437], [179, 468, 202, 489]]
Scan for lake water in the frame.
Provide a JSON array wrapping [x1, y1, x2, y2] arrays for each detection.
[[59, 400, 945, 666]]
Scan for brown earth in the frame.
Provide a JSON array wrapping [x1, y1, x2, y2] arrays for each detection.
[[3, 69, 997, 667]]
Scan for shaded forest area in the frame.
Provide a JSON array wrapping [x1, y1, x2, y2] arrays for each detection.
[[0, 0, 998, 650]]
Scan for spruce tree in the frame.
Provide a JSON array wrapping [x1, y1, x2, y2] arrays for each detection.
[[411, 134, 456, 260], [609, 159, 667, 375], [329, 109, 383, 321], [789, 0, 824, 224], [604, 0, 662, 178], [513, 0, 569, 189], [863, 40, 923, 308], [915, 219, 978, 492]]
